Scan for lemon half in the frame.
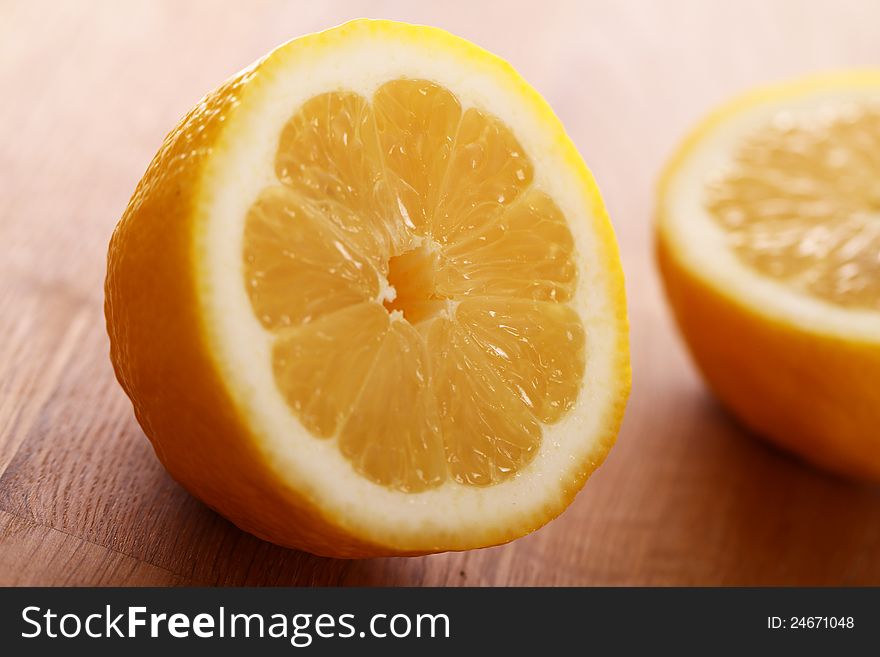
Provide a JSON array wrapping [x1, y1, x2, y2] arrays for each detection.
[[106, 19, 630, 556], [657, 72, 880, 480]]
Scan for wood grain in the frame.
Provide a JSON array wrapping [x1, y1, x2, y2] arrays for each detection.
[[2, 0, 879, 586]]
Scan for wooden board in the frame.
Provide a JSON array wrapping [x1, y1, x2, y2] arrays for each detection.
[[2, 0, 880, 586]]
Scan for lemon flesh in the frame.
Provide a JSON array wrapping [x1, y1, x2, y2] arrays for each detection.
[[244, 81, 584, 493], [706, 102, 880, 311]]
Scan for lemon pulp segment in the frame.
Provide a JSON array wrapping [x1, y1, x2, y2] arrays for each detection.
[[243, 79, 585, 492], [705, 102, 880, 310]]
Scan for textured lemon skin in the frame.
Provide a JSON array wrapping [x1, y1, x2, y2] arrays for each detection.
[[105, 19, 630, 557], [656, 72, 880, 481]]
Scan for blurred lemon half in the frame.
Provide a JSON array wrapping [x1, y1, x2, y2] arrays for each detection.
[[657, 71, 880, 479]]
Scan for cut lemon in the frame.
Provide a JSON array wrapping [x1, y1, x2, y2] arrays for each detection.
[[105, 19, 629, 557], [657, 72, 880, 480]]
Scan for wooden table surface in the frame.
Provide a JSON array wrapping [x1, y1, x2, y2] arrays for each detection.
[[2, 0, 880, 586]]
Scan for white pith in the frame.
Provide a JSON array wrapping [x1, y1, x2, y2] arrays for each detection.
[[196, 26, 624, 546], [662, 83, 880, 342]]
